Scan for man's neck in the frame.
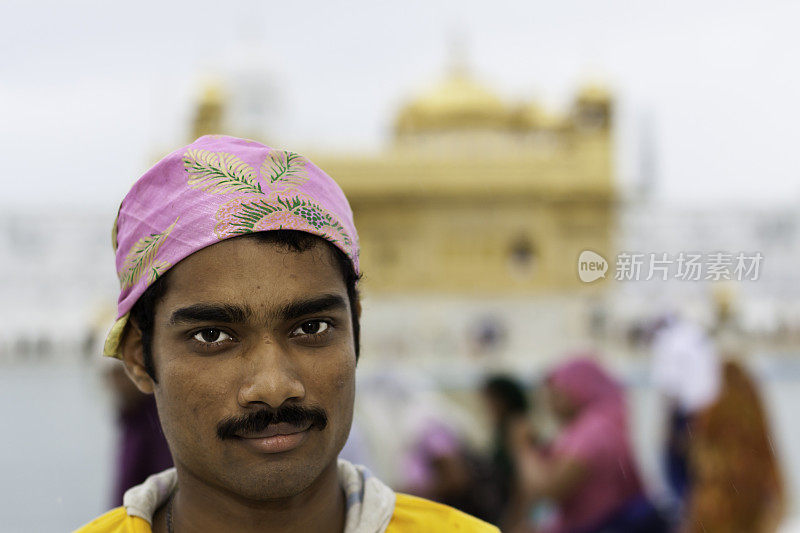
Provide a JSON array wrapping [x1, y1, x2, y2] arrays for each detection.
[[152, 461, 345, 533]]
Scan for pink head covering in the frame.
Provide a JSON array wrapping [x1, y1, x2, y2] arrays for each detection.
[[104, 135, 359, 358], [546, 355, 643, 533], [546, 355, 624, 415]]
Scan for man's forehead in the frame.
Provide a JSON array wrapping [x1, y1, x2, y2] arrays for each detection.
[[172, 236, 341, 280], [158, 237, 348, 316]]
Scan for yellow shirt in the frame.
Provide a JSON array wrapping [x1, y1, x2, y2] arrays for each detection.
[[75, 493, 499, 532]]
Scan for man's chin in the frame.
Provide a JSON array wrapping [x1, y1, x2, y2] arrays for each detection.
[[221, 463, 329, 501], [207, 448, 335, 501]]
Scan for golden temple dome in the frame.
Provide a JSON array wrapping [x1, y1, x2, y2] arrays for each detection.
[[509, 101, 569, 132], [395, 71, 510, 134]]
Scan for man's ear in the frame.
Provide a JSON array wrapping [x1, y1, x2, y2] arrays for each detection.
[[120, 320, 156, 394], [354, 297, 362, 321]]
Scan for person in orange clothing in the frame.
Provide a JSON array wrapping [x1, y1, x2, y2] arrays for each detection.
[[77, 135, 497, 533], [684, 359, 785, 533]]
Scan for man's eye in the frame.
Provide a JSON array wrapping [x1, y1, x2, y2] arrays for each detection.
[[292, 321, 329, 336], [192, 328, 231, 344]]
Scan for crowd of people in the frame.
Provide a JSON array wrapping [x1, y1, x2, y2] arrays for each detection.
[[399, 325, 786, 532], [379, 356, 665, 533], [350, 316, 784, 533]]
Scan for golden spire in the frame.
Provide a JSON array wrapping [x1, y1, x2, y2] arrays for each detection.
[[394, 38, 509, 135], [191, 78, 226, 140]]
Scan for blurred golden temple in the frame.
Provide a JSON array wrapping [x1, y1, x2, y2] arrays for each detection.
[[191, 65, 614, 297]]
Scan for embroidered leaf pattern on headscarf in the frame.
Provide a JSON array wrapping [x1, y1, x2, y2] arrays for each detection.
[[179, 146, 354, 263], [183, 149, 263, 194], [225, 198, 282, 235], [261, 150, 309, 188], [120, 218, 178, 289], [275, 195, 350, 245], [147, 260, 171, 284], [221, 195, 350, 247]]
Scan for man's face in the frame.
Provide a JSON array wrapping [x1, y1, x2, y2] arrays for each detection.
[[135, 236, 356, 500]]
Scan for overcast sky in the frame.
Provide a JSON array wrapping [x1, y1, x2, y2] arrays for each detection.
[[1, 0, 798, 212]]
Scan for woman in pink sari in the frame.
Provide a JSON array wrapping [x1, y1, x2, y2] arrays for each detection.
[[509, 356, 665, 533]]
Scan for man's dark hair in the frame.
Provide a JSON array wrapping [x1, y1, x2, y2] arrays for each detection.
[[129, 230, 361, 381]]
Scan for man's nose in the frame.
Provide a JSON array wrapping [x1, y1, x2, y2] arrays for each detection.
[[237, 342, 305, 408]]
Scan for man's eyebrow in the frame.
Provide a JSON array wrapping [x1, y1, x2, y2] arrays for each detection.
[[279, 294, 347, 321], [169, 304, 252, 325]]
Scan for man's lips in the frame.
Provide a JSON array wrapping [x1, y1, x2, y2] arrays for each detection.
[[232, 422, 314, 453], [234, 422, 313, 439]]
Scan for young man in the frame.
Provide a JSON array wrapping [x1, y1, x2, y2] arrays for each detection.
[[78, 136, 498, 533]]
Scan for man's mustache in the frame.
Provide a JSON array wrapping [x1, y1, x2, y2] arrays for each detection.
[[216, 404, 328, 440]]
